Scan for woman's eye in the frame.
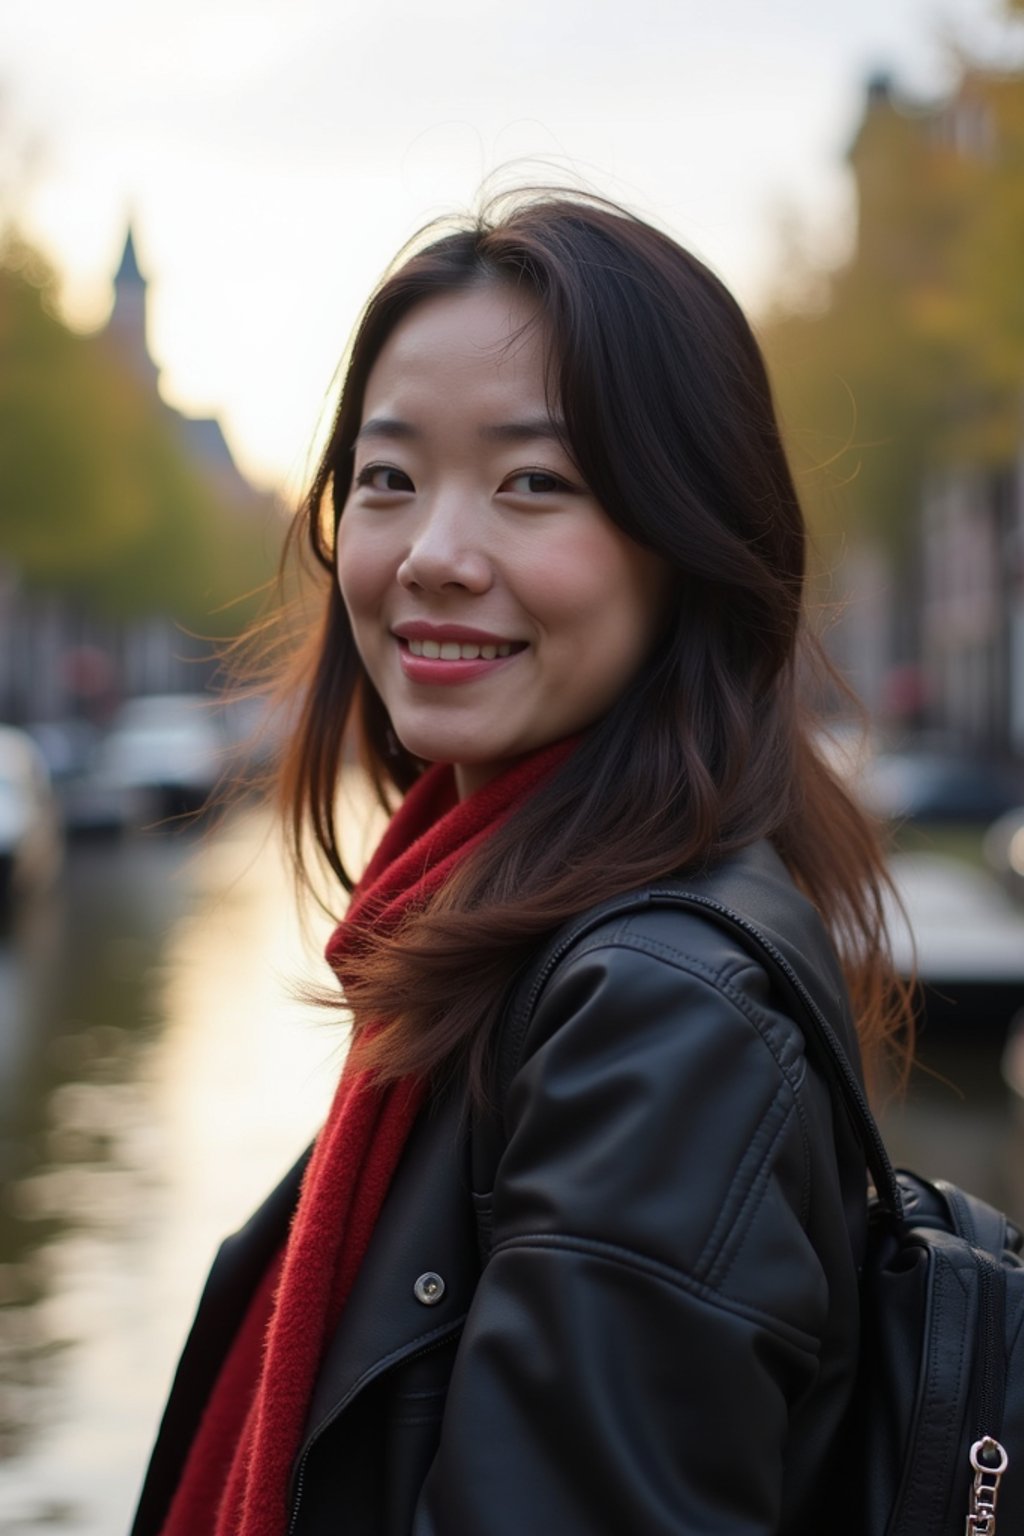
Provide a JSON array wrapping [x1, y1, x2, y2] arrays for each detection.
[[502, 470, 570, 495], [355, 464, 414, 493]]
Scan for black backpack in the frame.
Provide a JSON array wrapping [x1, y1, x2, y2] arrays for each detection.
[[861, 1170, 1019, 1534], [656, 889, 1024, 1536]]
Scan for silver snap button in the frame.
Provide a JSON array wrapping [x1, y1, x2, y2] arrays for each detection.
[[413, 1271, 445, 1306]]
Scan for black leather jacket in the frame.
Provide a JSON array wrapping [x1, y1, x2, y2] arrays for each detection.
[[132, 841, 868, 1536]]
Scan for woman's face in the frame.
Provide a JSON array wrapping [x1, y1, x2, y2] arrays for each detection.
[[336, 284, 671, 799]]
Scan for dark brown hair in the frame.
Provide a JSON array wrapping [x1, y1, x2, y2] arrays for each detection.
[[275, 189, 910, 1096]]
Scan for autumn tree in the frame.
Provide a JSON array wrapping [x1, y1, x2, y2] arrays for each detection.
[[0, 236, 279, 636], [761, 60, 1024, 565]]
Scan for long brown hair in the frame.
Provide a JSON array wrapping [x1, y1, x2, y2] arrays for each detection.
[[274, 189, 911, 1096]]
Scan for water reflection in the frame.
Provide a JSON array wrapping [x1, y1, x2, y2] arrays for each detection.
[[0, 844, 175, 1480], [0, 812, 336, 1534], [0, 803, 1021, 1532]]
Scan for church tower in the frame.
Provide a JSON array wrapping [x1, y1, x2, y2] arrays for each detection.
[[107, 226, 159, 386], [103, 222, 251, 497]]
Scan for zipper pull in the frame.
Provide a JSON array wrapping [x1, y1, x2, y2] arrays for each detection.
[[966, 1436, 1008, 1534]]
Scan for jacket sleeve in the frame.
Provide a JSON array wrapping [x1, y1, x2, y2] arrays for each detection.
[[413, 919, 852, 1535]]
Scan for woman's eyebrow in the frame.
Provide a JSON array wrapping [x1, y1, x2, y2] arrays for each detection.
[[478, 417, 567, 443], [355, 417, 418, 443], [355, 415, 566, 444]]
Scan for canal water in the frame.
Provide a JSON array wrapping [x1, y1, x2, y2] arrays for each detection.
[[0, 809, 340, 1534], [1, 806, 1022, 1532]]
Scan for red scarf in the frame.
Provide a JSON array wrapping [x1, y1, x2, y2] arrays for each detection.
[[159, 741, 575, 1536]]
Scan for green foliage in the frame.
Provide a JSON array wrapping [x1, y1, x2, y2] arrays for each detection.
[[0, 237, 280, 631], [761, 65, 1024, 560]]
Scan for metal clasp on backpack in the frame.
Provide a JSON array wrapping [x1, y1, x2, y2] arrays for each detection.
[[966, 1436, 1009, 1534]]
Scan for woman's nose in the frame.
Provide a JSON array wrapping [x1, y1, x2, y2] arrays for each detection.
[[396, 499, 494, 595]]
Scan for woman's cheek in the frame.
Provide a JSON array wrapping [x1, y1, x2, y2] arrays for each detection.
[[336, 524, 388, 614]]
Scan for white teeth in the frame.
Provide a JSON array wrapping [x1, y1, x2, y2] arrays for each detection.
[[405, 637, 516, 661]]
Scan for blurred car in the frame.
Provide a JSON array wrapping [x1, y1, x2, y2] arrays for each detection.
[[984, 807, 1024, 908], [27, 717, 126, 835], [812, 729, 1024, 1032], [857, 748, 1024, 826], [884, 850, 1024, 1034], [89, 693, 231, 825], [0, 725, 63, 910]]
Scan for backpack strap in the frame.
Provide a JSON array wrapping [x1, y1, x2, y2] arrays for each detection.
[[934, 1178, 1010, 1254]]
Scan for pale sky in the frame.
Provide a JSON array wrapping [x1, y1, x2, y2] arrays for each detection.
[[3, 0, 1019, 496]]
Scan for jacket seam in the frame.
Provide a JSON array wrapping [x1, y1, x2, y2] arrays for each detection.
[[503, 936, 816, 1278], [602, 934, 807, 1088], [521, 932, 808, 1094], [703, 1094, 796, 1288], [542, 927, 757, 996], [564, 934, 815, 1238], [487, 1231, 821, 1355], [726, 958, 814, 1225]]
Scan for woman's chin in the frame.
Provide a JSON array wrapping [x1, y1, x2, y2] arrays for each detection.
[[391, 726, 515, 775]]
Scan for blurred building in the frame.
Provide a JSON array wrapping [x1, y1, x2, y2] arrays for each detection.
[[1, 230, 272, 727], [920, 462, 1024, 755], [843, 69, 1024, 757]]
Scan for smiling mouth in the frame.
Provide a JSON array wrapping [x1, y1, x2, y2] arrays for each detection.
[[403, 638, 526, 661]]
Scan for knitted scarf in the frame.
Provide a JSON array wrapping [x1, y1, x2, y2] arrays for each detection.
[[158, 740, 574, 1536]]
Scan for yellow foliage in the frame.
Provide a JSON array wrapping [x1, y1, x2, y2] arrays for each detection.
[[761, 63, 1024, 556], [0, 242, 279, 630]]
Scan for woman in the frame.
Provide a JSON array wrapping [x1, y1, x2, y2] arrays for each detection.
[[132, 191, 907, 1536]]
